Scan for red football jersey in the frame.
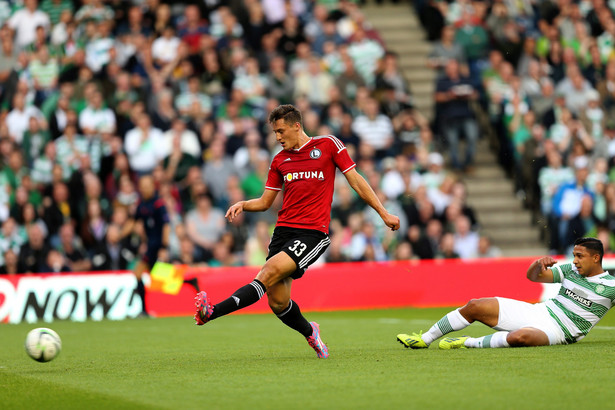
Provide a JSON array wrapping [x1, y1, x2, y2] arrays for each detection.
[[265, 135, 356, 233]]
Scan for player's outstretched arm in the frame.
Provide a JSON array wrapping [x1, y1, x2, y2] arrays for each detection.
[[343, 169, 400, 231], [225, 189, 279, 222], [526, 256, 556, 283]]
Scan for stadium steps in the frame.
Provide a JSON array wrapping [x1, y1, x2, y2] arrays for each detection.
[[361, 2, 435, 120], [363, 1, 547, 257], [465, 140, 548, 256]]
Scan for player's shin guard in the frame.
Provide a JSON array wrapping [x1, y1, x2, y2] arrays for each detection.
[[465, 331, 510, 348], [422, 308, 471, 345], [209, 279, 267, 320], [275, 300, 313, 337]]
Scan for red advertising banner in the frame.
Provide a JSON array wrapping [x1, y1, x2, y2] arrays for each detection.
[[145, 257, 544, 317], [1, 257, 557, 323]]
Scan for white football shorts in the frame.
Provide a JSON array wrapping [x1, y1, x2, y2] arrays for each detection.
[[494, 297, 567, 345]]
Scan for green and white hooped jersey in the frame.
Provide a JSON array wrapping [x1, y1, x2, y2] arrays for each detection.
[[544, 263, 615, 343]]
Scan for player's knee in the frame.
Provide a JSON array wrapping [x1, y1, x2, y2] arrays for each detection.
[[462, 299, 483, 316], [507, 329, 548, 347], [268, 298, 287, 314], [256, 265, 285, 288], [507, 332, 530, 347], [506, 330, 536, 347]]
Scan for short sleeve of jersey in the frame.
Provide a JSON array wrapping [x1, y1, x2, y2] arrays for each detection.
[[265, 159, 283, 191], [552, 263, 575, 283], [331, 139, 356, 173]]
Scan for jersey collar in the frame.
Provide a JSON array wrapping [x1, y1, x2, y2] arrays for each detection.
[[587, 271, 610, 281], [293, 137, 313, 152]]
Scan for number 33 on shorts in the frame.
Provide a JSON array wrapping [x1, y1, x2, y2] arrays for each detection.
[[288, 240, 307, 256]]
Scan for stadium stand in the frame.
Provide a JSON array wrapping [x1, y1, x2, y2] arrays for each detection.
[[10, 0, 594, 275]]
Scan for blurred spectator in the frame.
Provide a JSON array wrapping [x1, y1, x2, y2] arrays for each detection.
[[132, 174, 169, 315], [18, 223, 51, 273], [349, 220, 387, 262], [124, 113, 166, 175], [437, 232, 459, 259], [428, 25, 466, 77], [8, 0, 50, 50], [55, 123, 87, 177], [175, 75, 212, 122], [163, 129, 200, 184], [452, 215, 479, 259], [40, 249, 71, 272], [202, 137, 236, 206], [244, 220, 270, 267], [162, 118, 201, 159], [177, 4, 208, 55], [435, 59, 479, 171], [74, 0, 114, 25], [0, 249, 26, 274], [22, 117, 50, 167], [375, 51, 413, 112], [41, 0, 73, 26], [294, 55, 334, 108], [0, 24, 18, 103], [474, 235, 502, 258], [209, 241, 240, 267], [351, 97, 393, 159], [42, 181, 73, 237], [550, 156, 594, 253], [347, 25, 385, 87], [6, 92, 45, 144], [170, 235, 207, 266], [79, 90, 116, 136], [56, 222, 90, 271], [80, 198, 107, 249], [90, 223, 137, 271], [555, 66, 595, 115], [579, 89, 605, 142], [266, 55, 294, 106], [184, 191, 225, 259], [454, 9, 489, 81], [0, 217, 26, 264]]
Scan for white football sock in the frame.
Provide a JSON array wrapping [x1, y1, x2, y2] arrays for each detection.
[[421, 309, 471, 345], [465, 331, 510, 348]]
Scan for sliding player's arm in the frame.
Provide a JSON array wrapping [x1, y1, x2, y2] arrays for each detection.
[[225, 189, 279, 222], [526, 256, 557, 283], [343, 168, 400, 231]]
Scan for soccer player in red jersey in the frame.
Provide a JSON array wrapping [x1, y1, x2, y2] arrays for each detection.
[[194, 104, 400, 358]]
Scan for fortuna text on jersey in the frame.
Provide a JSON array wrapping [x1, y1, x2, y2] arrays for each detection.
[[285, 170, 325, 182]]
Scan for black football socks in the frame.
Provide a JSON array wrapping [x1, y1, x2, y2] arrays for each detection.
[[209, 279, 267, 320], [136, 279, 147, 314], [276, 299, 312, 338]]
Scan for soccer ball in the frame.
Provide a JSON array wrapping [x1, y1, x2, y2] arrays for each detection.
[[24, 328, 62, 362]]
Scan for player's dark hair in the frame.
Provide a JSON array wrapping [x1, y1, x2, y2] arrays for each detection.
[[574, 237, 604, 262], [268, 104, 303, 127]]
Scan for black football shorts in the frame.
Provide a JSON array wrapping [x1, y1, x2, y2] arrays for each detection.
[[266, 226, 331, 279]]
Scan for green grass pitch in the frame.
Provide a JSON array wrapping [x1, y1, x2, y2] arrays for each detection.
[[2, 307, 615, 409]]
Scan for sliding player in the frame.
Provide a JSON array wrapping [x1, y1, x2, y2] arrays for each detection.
[[397, 237, 614, 349], [194, 104, 400, 358]]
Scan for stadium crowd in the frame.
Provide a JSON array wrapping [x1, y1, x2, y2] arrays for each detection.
[[419, 0, 615, 255], [6, 0, 583, 276]]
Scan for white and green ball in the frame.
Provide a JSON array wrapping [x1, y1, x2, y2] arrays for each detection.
[[24, 328, 62, 362]]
